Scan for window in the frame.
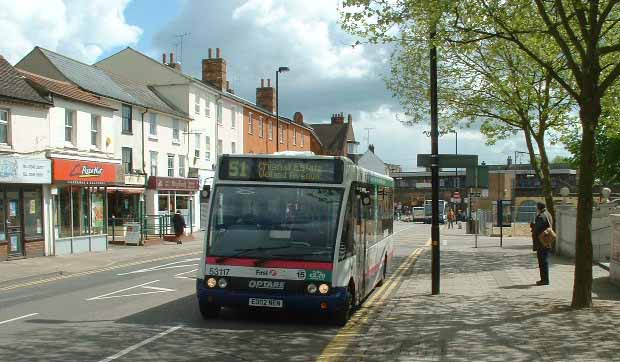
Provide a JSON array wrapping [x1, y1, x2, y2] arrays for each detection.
[[149, 113, 157, 136], [279, 124, 284, 143], [205, 97, 211, 117], [259, 117, 264, 138], [194, 134, 201, 159], [122, 147, 133, 174], [57, 186, 106, 238], [0, 109, 8, 144], [195, 97, 201, 115], [205, 136, 211, 160], [167, 154, 175, 177], [23, 188, 43, 240], [231, 107, 236, 129], [179, 155, 186, 177], [248, 113, 253, 134], [91, 115, 100, 147], [293, 127, 297, 145], [231, 141, 236, 154], [301, 130, 304, 147], [217, 103, 223, 125], [268, 121, 273, 140], [150, 151, 158, 176], [122, 104, 132, 134], [65, 110, 75, 143], [217, 139, 223, 157], [173, 119, 180, 142]]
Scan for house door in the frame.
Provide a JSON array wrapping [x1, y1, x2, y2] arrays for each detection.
[[6, 189, 23, 256]]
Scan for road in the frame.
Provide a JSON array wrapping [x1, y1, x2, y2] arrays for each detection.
[[0, 222, 430, 362]]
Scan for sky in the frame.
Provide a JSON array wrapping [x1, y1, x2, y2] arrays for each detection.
[[0, 0, 570, 170]]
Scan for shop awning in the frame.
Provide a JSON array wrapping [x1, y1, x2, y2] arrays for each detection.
[[106, 187, 145, 194]]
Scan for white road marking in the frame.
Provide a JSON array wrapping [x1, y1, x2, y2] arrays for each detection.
[[174, 268, 198, 280], [117, 258, 199, 276], [0, 313, 39, 326], [86, 280, 175, 301], [98, 326, 182, 362]]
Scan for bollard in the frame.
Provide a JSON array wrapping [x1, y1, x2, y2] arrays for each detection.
[[111, 215, 116, 243]]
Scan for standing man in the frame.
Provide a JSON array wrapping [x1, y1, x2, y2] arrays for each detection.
[[172, 210, 186, 245], [447, 208, 454, 229], [533, 202, 553, 285]]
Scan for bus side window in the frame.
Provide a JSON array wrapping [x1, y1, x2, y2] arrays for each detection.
[[339, 190, 355, 260]]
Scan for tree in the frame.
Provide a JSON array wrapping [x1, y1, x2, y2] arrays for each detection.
[[342, 0, 620, 308], [387, 35, 571, 226]]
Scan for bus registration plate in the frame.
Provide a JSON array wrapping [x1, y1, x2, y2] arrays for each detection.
[[249, 298, 283, 308]]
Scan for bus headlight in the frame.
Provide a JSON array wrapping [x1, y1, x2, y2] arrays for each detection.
[[307, 283, 318, 294], [319, 284, 330, 294], [207, 278, 217, 288], [218, 278, 228, 288]]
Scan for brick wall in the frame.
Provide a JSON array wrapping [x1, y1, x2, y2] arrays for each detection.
[[243, 107, 311, 154], [25, 240, 45, 257]]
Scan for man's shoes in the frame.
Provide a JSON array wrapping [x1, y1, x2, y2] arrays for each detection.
[[536, 280, 549, 286]]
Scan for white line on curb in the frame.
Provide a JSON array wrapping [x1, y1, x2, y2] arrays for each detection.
[[97, 326, 182, 362], [0, 313, 39, 326]]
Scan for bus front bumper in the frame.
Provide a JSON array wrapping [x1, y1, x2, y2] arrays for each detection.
[[196, 278, 348, 313]]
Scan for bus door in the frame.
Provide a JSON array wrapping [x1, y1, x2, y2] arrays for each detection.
[[353, 186, 367, 301]]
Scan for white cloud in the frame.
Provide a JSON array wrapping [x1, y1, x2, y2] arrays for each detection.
[[0, 0, 142, 63]]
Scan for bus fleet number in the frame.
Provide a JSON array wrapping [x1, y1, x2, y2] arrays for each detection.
[[208, 267, 230, 276]]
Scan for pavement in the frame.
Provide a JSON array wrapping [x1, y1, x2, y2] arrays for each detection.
[[0, 232, 204, 287], [1, 223, 619, 361]]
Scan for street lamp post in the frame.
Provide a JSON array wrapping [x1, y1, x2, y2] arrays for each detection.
[[430, 27, 440, 295], [275, 66, 290, 152]]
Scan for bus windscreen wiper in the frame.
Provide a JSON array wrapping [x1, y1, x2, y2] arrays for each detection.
[[215, 245, 293, 263]]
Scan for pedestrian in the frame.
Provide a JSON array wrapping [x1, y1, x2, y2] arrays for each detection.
[[447, 209, 454, 229], [172, 210, 186, 245], [532, 202, 553, 285]]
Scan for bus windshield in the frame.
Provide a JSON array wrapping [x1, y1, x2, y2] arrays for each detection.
[[208, 185, 343, 262]]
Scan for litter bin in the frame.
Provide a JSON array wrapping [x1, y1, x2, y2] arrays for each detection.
[[125, 222, 141, 246]]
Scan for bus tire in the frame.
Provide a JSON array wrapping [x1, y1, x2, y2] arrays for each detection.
[[199, 301, 221, 319], [334, 285, 354, 326]]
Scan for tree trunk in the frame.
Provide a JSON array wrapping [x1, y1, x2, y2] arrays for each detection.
[[534, 134, 556, 229], [572, 94, 600, 309]]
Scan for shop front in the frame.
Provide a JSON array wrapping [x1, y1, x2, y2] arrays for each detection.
[[0, 157, 51, 260], [51, 158, 121, 255], [145, 176, 199, 234]]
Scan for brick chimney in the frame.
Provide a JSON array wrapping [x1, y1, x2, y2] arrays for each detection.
[[202, 48, 227, 91], [256, 78, 275, 112], [293, 112, 304, 125], [331, 112, 345, 124], [165, 52, 181, 71]]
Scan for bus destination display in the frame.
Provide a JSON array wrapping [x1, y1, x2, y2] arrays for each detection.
[[219, 157, 343, 183]]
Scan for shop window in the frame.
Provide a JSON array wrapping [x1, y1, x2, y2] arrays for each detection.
[[23, 188, 43, 240], [205, 136, 211, 161], [122, 104, 132, 134], [195, 134, 201, 159], [91, 115, 100, 148], [57, 186, 106, 238], [58, 187, 72, 238], [149, 113, 157, 137], [150, 151, 158, 176], [173, 119, 180, 143], [167, 154, 175, 177], [65, 109, 75, 144], [122, 147, 133, 174], [0, 109, 9, 144], [179, 155, 186, 177]]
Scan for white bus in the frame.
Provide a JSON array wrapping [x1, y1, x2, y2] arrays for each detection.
[[424, 199, 446, 224], [196, 154, 394, 325]]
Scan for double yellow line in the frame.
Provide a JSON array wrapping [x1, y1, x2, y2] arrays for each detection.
[[0, 251, 200, 292], [317, 246, 425, 362]]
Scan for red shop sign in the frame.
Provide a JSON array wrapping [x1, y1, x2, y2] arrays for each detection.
[[53, 159, 120, 184], [148, 176, 199, 191]]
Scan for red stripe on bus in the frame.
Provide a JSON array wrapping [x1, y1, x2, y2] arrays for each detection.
[[206, 257, 333, 270]]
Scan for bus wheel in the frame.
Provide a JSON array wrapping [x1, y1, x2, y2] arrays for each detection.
[[199, 301, 221, 319], [334, 286, 354, 326]]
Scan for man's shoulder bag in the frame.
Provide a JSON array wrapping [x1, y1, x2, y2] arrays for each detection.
[[539, 227, 556, 248]]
